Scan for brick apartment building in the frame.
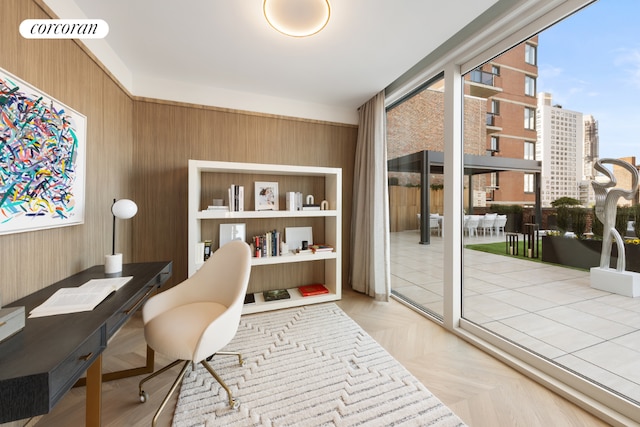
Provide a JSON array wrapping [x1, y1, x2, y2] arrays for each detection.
[[386, 36, 539, 208], [386, 80, 486, 176], [465, 36, 539, 206]]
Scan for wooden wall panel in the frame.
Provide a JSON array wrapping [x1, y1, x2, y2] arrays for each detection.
[[132, 101, 357, 288], [1, 2, 354, 425], [0, 0, 134, 305], [1, 1, 356, 304], [389, 186, 444, 232]]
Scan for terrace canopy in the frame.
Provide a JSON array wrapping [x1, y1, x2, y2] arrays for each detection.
[[387, 150, 542, 244]]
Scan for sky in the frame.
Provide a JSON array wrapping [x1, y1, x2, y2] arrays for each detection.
[[537, 0, 640, 160]]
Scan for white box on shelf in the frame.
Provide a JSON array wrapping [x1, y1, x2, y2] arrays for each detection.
[[285, 192, 297, 211], [195, 242, 205, 264]]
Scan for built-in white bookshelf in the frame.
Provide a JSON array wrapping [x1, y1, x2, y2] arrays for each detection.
[[188, 160, 342, 314]]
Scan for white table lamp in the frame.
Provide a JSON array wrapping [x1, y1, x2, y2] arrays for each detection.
[[106, 198, 138, 274]]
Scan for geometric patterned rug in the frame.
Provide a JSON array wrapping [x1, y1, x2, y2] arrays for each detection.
[[172, 303, 466, 426]]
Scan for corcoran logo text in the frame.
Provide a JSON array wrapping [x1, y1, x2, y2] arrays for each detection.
[[20, 19, 109, 39]]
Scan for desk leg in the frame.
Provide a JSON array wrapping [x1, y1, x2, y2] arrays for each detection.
[[74, 345, 155, 388], [86, 354, 103, 427]]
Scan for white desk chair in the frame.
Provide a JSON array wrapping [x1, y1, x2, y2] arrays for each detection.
[[138, 240, 252, 426]]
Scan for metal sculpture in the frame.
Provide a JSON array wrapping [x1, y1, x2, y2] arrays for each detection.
[[592, 158, 639, 271]]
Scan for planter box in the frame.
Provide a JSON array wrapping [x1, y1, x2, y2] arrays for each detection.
[[505, 213, 522, 233], [542, 235, 640, 273]]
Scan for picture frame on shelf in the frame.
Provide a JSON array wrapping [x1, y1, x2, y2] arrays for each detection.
[[219, 223, 246, 248], [285, 226, 313, 251], [255, 181, 279, 211]]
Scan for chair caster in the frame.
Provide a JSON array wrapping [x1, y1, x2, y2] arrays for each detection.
[[230, 398, 240, 409], [139, 390, 149, 403]]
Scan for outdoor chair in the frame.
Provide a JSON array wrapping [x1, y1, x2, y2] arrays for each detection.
[[494, 215, 508, 236], [430, 216, 441, 236], [465, 215, 480, 237], [478, 213, 497, 236]]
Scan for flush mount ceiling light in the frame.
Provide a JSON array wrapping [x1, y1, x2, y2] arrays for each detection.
[[263, 0, 331, 38]]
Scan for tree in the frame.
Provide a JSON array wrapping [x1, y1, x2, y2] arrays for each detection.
[[552, 197, 583, 236], [551, 197, 581, 207]]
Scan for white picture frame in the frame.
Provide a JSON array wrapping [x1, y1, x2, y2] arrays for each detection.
[[219, 223, 246, 247], [254, 181, 279, 211], [285, 226, 313, 251]]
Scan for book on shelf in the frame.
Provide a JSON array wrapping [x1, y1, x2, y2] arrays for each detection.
[[252, 229, 281, 258], [298, 283, 329, 297], [244, 293, 256, 305], [29, 276, 133, 318], [263, 289, 291, 302], [302, 204, 321, 211], [285, 191, 304, 211], [228, 184, 244, 212], [310, 244, 334, 253]]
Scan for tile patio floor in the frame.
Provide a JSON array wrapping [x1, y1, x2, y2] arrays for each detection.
[[390, 230, 640, 405]]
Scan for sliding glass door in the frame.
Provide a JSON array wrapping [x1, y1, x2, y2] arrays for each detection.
[[385, 1, 640, 421], [387, 76, 446, 320], [461, 0, 640, 413]]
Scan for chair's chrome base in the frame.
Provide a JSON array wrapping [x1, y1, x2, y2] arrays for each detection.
[[138, 352, 243, 427]]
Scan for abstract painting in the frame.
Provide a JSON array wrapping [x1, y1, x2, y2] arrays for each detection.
[[0, 67, 86, 235]]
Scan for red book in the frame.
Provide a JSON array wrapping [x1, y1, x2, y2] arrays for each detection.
[[298, 284, 329, 296]]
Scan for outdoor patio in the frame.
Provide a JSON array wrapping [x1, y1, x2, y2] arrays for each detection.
[[390, 229, 640, 405]]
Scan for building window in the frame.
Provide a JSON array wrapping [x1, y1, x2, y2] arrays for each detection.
[[490, 99, 500, 115], [524, 107, 536, 129], [490, 136, 499, 152], [525, 43, 537, 65], [524, 173, 535, 193], [525, 75, 536, 96], [524, 141, 535, 160], [491, 65, 500, 76], [490, 172, 499, 188]]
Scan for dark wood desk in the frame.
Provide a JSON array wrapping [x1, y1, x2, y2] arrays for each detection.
[[0, 261, 172, 426]]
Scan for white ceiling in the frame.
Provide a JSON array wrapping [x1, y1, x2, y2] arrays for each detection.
[[44, 0, 499, 123]]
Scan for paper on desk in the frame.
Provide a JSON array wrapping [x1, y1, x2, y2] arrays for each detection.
[[29, 276, 133, 318], [79, 277, 133, 292]]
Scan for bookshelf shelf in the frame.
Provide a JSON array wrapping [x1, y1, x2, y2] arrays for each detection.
[[188, 160, 342, 314], [195, 210, 338, 220], [242, 287, 336, 315], [194, 251, 337, 270]]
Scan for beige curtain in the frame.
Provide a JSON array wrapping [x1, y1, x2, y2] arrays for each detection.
[[349, 91, 391, 301]]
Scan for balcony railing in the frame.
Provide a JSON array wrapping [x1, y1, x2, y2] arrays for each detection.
[[470, 69, 495, 86], [486, 112, 498, 126]]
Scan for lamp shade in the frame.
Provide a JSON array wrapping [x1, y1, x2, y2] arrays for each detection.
[[263, 0, 330, 37], [112, 199, 137, 219]]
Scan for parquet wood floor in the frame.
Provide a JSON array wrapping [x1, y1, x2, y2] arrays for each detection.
[[32, 288, 609, 427]]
